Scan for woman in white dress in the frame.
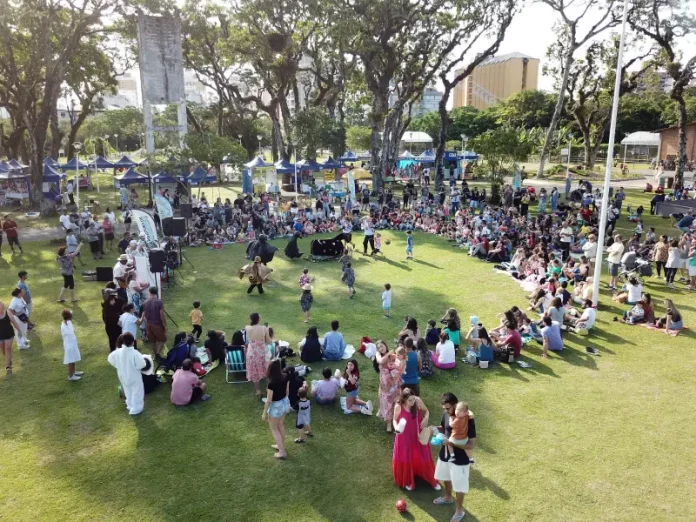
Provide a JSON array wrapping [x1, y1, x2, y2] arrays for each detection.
[[8, 287, 29, 350], [107, 332, 147, 415], [61, 309, 83, 381]]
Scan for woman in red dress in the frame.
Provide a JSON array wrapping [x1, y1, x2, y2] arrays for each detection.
[[392, 388, 440, 491]]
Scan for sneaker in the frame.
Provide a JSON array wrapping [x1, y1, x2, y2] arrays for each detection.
[[5, 367, 11, 375], [365, 400, 373, 414], [68, 374, 82, 381], [74, 371, 84, 377], [434, 483, 442, 491], [360, 405, 372, 416]]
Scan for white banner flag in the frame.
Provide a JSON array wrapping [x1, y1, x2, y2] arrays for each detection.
[[154, 194, 173, 220], [132, 210, 159, 248]]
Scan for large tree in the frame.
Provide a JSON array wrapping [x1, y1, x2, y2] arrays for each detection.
[[535, 0, 620, 178], [433, 0, 516, 188], [629, 0, 696, 189], [547, 34, 653, 169], [0, 0, 116, 206]]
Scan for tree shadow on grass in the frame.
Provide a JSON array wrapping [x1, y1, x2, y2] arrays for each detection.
[[410, 258, 442, 269], [589, 327, 634, 348], [377, 256, 413, 271]]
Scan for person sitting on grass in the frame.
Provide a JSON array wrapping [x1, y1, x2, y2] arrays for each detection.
[[493, 322, 523, 362], [620, 300, 646, 325], [171, 358, 210, 405], [541, 316, 564, 358], [655, 299, 684, 331], [322, 320, 347, 360], [432, 331, 456, 369], [566, 299, 597, 333], [312, 367, 341, 405], [299, 326, 323, 363]]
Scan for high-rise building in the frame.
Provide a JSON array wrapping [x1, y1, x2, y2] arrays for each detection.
[[413, 87, 443, 117], [453, 52, 539, 110]]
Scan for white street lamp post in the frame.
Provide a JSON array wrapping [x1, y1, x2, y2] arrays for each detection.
[[460, 134, 468, 152], [238, 134, 243, 145], [74, 142, 82, 209], [114, 134, 119, 156], [591, 0, 630, 306], [257, 134, 262, 155], [566, 134, 572, 177]]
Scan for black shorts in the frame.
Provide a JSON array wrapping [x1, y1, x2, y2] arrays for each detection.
[[343, 233, 353, 244], [188, 386, 204, 404], [7, 236, 19, 247], [89, 241, 100, 253], [63, 274, 75, 289], [105, 233, 114, 241]]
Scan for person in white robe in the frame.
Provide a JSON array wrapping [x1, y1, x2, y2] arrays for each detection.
[[107, 333, 147, 415]]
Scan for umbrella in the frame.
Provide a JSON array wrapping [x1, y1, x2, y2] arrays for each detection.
[[343, 168, 372, 180]]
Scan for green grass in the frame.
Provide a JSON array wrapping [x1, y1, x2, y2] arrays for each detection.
[[1, 189, 695, 522]]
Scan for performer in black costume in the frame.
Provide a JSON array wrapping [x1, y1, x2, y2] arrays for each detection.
[[245, 234, 278, 264], [284, 231, 303, 260]]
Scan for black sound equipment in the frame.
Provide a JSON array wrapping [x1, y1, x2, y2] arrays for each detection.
[[96, 266, 113, 282], [180, 203, 193, 218], [149, 249, 167, 273], [172, 217, 186, 237], [161, 217, 173, 236]]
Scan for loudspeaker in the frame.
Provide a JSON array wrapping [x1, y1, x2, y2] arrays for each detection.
[[172, 217, 186, 237], [180, 203, 193, 218], [149, 249, 166, 273], [161, 217, 173, 236], [95, 266, 113, 282]]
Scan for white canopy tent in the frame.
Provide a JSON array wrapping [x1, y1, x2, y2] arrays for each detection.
[[399, 131, 433, 155], [620, 131, 660, 163]]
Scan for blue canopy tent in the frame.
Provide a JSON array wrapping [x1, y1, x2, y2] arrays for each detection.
[[357, 152, 372, 161], [0, 160, 12, 174], [416, 149, 436, 163], [459, 150, 479, 161], [42, 163, 66, 200], [186, 166, 216, 185], [244, 156, 273, 168], [113, 155, 140, 169], [60, 157, 89, 170], [43, 157, 60, 168], [295, 159, 323, 171], [89, 155, 115, 169], [322, 157, 342, 169], [9, 159, 27, 170], [115, 167, 148, 187], [339, 151, 359, 162], [274, 159, 296, 174], [152, 171, 178, 184]]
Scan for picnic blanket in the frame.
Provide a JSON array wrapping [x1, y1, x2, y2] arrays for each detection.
[[638, 323, 688, 337]]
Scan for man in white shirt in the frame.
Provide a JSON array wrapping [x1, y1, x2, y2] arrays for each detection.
[[568, 299, 596, 333], [606, 234, 625, 290], [559, 221, 573, 260], [341, 219, 355, 248], [59, 210, 74, 232], [66, 180, 74, 205], [361, 217, 375, 256], [582, 234, 597, 266]]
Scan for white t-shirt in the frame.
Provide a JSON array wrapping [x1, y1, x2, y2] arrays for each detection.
[[582, 241, 597, 258], [382, 290, 392, 308], [435, 340, 456, 365], [67, 182, 74, 195], [560, 227, 573, 243], [113, 262, 127, 283], [578, 307, 596, 329], [60, 214, 72, 229], [119, 312, 138, 338], [607, 242, 624, 264], [626, 283, 643, 303]]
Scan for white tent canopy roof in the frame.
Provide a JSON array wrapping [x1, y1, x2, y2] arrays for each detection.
[[400, 131, 433, 143], [621, 131, 660, 146]]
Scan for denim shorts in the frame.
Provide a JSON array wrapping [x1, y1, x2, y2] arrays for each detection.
[[268, 396, 290, 418], [346, 388, 359, 398]]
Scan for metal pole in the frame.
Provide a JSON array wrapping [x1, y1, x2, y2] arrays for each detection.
[[76, 152, 80, 210], [591, 0, 630, 306], [566, 138, 572, 177]]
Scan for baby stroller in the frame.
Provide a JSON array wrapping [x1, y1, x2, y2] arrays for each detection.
[[618, 251, 653, 285]]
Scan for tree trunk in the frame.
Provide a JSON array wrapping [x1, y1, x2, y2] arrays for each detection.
[[369, 92, 388, 190], [50, 110, 62, 159], [434, 85, 452, 190], [23, 120, 46, 207], [279, 97, 294, 161], [537, 47, 575, 178], [674, 95, 687, 190]]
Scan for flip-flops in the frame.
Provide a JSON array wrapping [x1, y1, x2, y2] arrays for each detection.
[[450, 512, 466, 522], [433, 497, 454, 505]]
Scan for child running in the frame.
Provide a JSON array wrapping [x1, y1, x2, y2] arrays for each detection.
[[300, 284, 313, 323], [405, 230, 414, 259], [444, 402, 474, 463], [61, 309, 83, 381], [299, 268, 313, 288], [343, 359, 373, 415], [295, 387, 313, 443], [382, 283, 392, 318], [189, 300, 203, 342], [374, 233, 383, 256], [341, 262, 356, 299]]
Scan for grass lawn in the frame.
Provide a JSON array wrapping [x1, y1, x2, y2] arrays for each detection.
[[1, 189, 695, 522]]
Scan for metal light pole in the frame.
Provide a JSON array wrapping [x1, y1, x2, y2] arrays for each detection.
[[566, 133, 572, 177], [74, 142, 82, 209], [103, 135, 110, 157], [238, 134, 243, 146], [591, 0, 630, 306], [257, 134, 262, 156], [114, 134, 119, 156], [460, 134, 468, 152]]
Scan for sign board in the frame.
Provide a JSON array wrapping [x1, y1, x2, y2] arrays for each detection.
[[561, 148, 569, 156], [137, 15, 186, 104]]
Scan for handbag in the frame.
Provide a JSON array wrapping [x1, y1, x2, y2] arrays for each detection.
[[418, 411, 430, 445]]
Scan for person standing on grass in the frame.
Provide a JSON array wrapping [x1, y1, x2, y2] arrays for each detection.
[[107, 332, 148, 416], [433, 392, 477, 522], [102, 289, 125, 352], [2, 214, 23, 254], [142, 287, 167, 358], [300, 284, 313, 323], [606, 234, 624, 291], [0, 298, 19, 374], [61, 309, 83, 381], [66, 229, 85, 267], [262, 359, 290, 460], [400, 338, 422, 396], [362, 216, 376, 255], [405, 231, 414, 259], [56, 244, 83, 303], [8, 288, 29, 350], [245, 312, 272, 398], [16, 271, 34, 330], [382, 283, 392, 318]]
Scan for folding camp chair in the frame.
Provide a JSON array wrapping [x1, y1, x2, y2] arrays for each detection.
[[225, 346, 248, 383]]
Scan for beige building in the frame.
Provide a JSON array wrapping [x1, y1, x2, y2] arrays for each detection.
[[453, 52, 539, 110]]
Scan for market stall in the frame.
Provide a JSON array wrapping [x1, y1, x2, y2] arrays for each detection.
[[60, 156, 91, 189], [0, 160, 31, 207], [115, 167, 149, 188], [274, 159, 297, 192], [243, 156, 277, 194], [294, 159, 323, 196], [42, 162, 66, 204], [321, 156, 343, 185]]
